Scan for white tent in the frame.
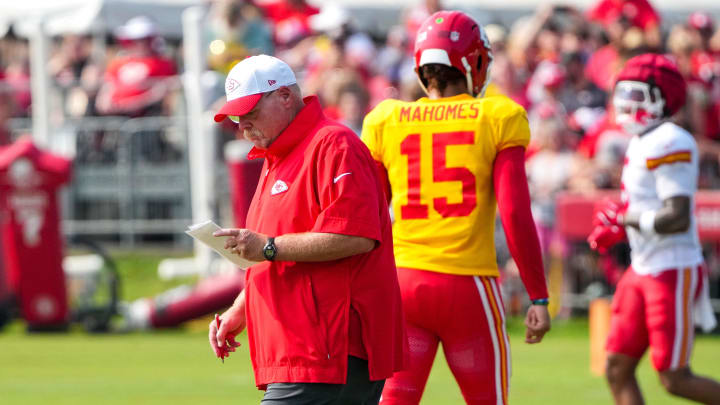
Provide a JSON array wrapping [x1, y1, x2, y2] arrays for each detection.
[[0, 0, 203, 38], [0, 2, 218, 274], [331, 0, 720, 10], [3, 0, 718, 39]]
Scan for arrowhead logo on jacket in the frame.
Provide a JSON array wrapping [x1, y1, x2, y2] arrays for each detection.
[[271, 180, 288, 195], [268, 79, 277, 86]]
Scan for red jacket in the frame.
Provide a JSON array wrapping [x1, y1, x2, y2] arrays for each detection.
[[243, 96, 407, 389]]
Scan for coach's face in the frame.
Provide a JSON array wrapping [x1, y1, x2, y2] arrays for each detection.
[[233, 87, 294, 150]]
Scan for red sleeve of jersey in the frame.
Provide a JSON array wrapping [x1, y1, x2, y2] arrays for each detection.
[[493, 146, 548, 300]]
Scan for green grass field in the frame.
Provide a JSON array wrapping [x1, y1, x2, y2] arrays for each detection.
[[2, 251, 720, 404]]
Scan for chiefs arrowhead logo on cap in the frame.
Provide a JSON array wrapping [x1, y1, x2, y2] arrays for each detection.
[[226, 78, 240, 93], [268, 79, 277, 86]]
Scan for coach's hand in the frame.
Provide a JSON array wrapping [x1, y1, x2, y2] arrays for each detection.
[[209, 291, 246, 361], [525, 304, 551, 344], [214, 228, 268, 262]]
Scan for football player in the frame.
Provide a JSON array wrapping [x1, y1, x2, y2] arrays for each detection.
[[588, 53, 720, 404], [362, 10, 551, 404]]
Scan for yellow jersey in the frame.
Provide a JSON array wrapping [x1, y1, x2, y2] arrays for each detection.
[[361, 93, 530, 276]]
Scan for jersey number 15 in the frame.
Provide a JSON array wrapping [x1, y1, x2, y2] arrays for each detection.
[[400, 131, 477, 219]]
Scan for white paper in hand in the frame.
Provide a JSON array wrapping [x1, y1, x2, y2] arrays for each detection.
[[185, 220, 259, 268]]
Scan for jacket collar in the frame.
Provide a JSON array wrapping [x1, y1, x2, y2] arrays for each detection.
[[247, 96, 323, 160]]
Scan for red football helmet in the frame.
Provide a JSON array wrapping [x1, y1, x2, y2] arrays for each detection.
[[414, 10, 493, 97], [613, 53, 687, 134]]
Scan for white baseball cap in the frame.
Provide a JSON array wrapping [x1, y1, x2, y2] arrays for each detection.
[[115, 16, 157, 40], [214, 55, 297, 123]]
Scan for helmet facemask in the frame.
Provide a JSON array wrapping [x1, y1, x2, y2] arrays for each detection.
[[613, 80, 665, 135]]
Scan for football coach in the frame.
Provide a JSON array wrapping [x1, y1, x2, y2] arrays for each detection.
[[208, 55, 407, 405]]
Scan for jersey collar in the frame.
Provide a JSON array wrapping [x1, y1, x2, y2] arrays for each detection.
[[247, 96, 324, 160], [417, 94, 475, 103]]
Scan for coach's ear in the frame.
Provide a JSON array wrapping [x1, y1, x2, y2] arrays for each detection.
[[274, 86, 295, 109]]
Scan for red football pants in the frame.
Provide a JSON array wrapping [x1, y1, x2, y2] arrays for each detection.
[[380, 268, 510, 405], [606, 264, 706, 371]]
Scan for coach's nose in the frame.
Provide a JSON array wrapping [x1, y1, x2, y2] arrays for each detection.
[[236, 119, 253, 131]]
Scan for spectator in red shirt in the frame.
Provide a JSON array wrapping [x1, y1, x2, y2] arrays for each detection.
[[260, 0, 319, 49], [586, 0, 661, 47], [585, 0, 661, 91], [208, 55, 406, 404], [95, 16, 177, 117], [3, 43, 31, 117], [687, 12, 720, 140], [587, 0, 660, 31]]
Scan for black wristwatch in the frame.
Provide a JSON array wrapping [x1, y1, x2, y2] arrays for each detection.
[[263, 237, 277, 261]]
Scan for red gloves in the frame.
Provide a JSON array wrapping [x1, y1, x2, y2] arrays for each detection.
[[587, 199, 626, 254]]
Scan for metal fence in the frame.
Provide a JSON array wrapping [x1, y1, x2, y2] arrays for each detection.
[[9, 115, 204, 247], [70, 116, 192, 246]]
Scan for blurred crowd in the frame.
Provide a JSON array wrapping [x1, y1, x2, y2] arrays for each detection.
[[1, 0, 720, 281], [0, 0, 718, 173]]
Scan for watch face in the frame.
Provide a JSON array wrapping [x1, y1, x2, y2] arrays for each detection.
[[263, 245, 276, 260]]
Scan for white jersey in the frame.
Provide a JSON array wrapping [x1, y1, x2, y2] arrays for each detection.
[[621, 122, 703, 275]]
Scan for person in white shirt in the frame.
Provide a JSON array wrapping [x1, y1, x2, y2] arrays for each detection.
[[588, 53, 720, 405]]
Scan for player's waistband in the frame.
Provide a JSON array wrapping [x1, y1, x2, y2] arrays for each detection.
[[629, 257, 703, 276], [394, 261, 500, 277]]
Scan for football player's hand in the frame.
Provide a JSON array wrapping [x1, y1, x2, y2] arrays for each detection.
[[587, 223, 626, 254], [214, 228, 268, 262], [592, 199, 625, 228], [525, 305, 551, 344]]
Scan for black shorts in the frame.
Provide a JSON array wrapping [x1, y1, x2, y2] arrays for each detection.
[[261, 356, 385, 405]]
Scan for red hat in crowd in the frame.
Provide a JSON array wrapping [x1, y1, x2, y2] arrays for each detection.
[[586, 0, 660, 31], [615, 53, 686, 116], [688, 12, 714, 33]]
